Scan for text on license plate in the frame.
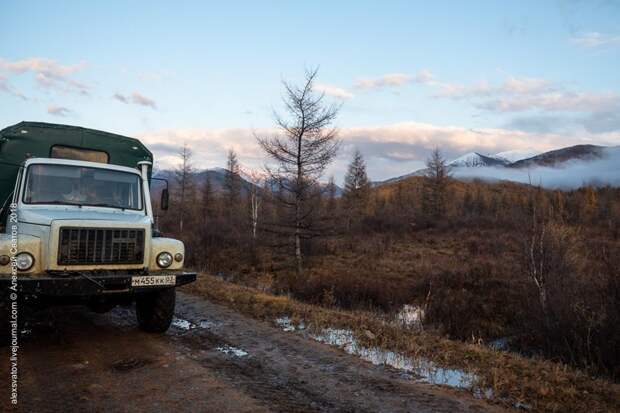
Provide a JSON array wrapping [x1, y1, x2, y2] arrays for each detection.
[[131, 275, 176, 287]]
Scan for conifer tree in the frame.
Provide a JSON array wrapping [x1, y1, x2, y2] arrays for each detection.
[[422, 148, 451, 222], [343, 149, 370, 230]]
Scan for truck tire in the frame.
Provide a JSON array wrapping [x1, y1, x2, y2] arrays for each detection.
[[135, 288, 175, 333]]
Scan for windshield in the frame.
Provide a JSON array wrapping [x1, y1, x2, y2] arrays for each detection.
[[23, 164, 143, 210]]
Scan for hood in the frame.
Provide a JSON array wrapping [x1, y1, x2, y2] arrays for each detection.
[[19, 206, 150, 227]]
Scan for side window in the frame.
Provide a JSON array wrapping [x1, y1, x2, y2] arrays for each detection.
[[0, 169, 22, 232], [12, 169, 22, 204], [0, 193, 12, 233]]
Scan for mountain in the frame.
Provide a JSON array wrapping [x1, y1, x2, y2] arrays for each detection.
[[378, 144, 620, 189], [449, 152, 508, 167], [153, 168, 256, 195], [492, 148, 541, 163], [508, 145, 606, 169], [376, 152, 509, 185], [376, 151, 513, 185], [154, 168, 343, 196]]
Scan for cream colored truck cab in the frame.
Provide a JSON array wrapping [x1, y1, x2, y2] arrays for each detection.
[[0, 123, 196, 335]]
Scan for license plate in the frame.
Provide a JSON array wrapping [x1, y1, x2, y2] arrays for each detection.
[[131, 275, 176, 287]]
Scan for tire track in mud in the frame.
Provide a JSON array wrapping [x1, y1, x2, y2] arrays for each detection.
[[168, 293, 505, 413]]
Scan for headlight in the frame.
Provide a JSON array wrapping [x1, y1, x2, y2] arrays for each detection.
[[174, 253, 183, 262], [156, 252, 173, 268], [0, 255, 9, 266], [15, 252, 34, 271]]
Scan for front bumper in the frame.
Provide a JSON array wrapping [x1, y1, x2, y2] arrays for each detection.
[[0, 272, 197, 297]]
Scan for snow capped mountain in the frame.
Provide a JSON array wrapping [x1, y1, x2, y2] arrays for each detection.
[[377, 144, 620, 189], [449, 149, 541, 167], [492, 148, 541, 163], [207, 167, 229, 174], [449, 152, 508, 167], [455, 145, 620, 188]]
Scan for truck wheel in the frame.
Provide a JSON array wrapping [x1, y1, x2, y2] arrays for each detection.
[[135, 288, 175, 333]]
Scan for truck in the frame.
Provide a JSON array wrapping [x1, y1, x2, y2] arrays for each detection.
[[0, 121, 196, 337]]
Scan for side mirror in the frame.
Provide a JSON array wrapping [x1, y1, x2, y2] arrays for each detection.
[[160, 188, 169, 211]]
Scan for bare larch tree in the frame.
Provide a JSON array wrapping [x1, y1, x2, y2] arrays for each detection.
[[256, 67, 341, 275]]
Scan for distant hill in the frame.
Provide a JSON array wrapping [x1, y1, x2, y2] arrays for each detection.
[[375, 151, 509, 185], [508, 145, 606, 169], [154, 168, 343, 196], [153, 168, 256, 195], [377, 144, 620, 189]]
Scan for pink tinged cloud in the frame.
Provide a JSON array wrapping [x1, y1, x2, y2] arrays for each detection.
[[136, 121, 620, 173], [354, 70, 435, 90], [435, 77, 554, 99], [433, 75, 619, 114], [0, 57, 89, 95], [131, 92, 157, 108], [47, 105, 72, 117]]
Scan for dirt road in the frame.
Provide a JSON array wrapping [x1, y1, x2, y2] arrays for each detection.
[[0, 292, 505, 413]]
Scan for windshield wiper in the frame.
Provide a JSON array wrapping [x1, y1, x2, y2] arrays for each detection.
[[36, 200, 84, 207], [87, 203, 126, 210]]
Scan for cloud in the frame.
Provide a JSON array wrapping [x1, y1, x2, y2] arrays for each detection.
[[337, 122, 562, 163], [0, 57, 89, 95], [413, 69, 435, 83], [582, 110, 620, 134], [147, 142, 182, 156], [433, 75, 620, 120], [506, 110, 620, 135], [313, 83, 354, 99], [113, 91, 157, 109], [505, 115, 573, 134], [354, 70, 434, 90], [436, 76, 554, 99], [0, 74, 27, 100], [113, 93, 129, 103], [47, 105, 72, 117], [137, 121, 620, 181], [137, 127, 268, 171], [571, 32, 620, 48], [476, 91, 619, 113], [131, 92, 157, 108]]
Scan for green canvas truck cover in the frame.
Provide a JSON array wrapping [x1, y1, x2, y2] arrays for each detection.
[[0, 121, 153, 208]]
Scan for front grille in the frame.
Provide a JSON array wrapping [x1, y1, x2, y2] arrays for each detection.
[[58, 227, 145, 266]]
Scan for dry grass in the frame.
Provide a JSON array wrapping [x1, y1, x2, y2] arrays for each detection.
[[183, 274, 620, 413]]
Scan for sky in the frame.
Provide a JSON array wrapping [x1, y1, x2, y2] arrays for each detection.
[[1, 0, 620, 182]]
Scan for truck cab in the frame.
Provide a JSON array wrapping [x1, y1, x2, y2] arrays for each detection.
[[0, 122, 196, 335]]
